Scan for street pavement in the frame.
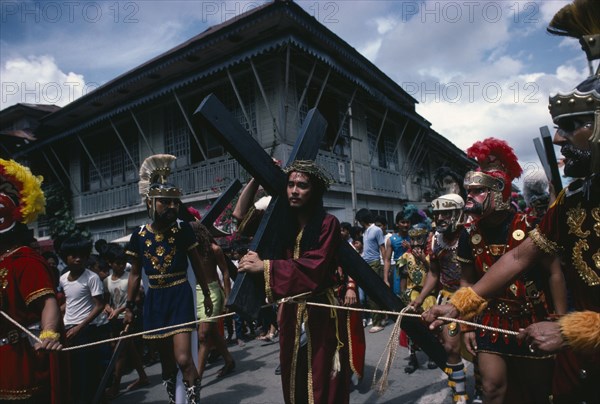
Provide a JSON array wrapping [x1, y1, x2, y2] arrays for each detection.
[[112, 323, 474, 404]]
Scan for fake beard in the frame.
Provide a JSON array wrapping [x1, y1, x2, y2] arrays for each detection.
[[464, 198, 492, 220], [562, 145, 592, 178], [464, 200, 483, 216], [436, 219, 451, 233], [155, 208, 178, 223]]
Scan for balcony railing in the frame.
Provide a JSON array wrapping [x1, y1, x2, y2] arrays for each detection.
[[74, 157, 248, 219], [282, 145, 405, 197], [74, 149, 409, 219]]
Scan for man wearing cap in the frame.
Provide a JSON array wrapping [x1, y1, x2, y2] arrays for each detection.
[[410, 194, 468, 403], [238, 160, 350, 404], [424, 2, 600, 402], [124, 154, 213, 404], [0, 159, 63, 402]]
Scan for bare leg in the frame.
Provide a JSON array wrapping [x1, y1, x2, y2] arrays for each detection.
[[105, 343, 126, 397], [156, 338, 178, 403], [197, 323, 211, 379], [477, 352, 507, 404], [126, 339, 149, 390], [210, 322, 235, 377], [172, 332, 199, 385], [441, 324, 467, 403]]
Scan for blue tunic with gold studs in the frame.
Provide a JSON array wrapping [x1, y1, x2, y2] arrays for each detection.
[[126, 220, 198, 339]]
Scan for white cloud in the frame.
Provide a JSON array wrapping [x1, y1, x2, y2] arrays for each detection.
[[1, 55, 89, 110], [374, 16, 398, 35], [1, 0, 588, 192], [358, 38, 383, 60]]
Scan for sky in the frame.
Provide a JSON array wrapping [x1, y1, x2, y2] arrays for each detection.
[[2, 0, 597, 188]]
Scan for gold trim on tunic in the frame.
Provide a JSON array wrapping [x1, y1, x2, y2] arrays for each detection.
[[25, 288, 54, 306], [566, 203, 590, 238], [592, 207, 600, 237], [346, 313, 358, 377], [290, 302, 305, 404], [572, 239, 600, 286], [148, 271, 186, 279], [147, 278, 187, 289], [125, 250, 138, 257], [264, 260, 273, 303], [143, 327, 195, 339], [305, 307, 314, 404], [0, 385, 43, 400], [294, 230, 304, 259]]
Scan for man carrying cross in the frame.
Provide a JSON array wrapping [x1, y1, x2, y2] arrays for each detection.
[[238, 160, 350, 404]]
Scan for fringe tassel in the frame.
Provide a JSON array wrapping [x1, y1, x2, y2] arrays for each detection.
[[371, 307, 408, 395], [331, 349, 341, 378]]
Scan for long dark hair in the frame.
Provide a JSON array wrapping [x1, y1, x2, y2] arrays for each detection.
[[284, 172, 327, 253]]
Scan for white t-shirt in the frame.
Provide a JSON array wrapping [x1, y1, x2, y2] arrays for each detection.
[[380, 233, 392, 265], [104, 272, 129, 319], [60, 268, 104, 327]]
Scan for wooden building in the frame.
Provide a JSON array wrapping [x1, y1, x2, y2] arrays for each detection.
[[2, 1, 473, 243]]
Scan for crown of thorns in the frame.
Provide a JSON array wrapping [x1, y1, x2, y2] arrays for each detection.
[[283, 160, 334, 189]]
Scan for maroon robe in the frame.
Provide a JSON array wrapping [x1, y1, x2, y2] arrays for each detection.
[[264, 214, 350, 404]]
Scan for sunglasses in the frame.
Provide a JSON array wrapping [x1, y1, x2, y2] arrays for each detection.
[[556, 120, 593, 137]]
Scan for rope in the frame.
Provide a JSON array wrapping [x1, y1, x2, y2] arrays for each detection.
[[1, 295, 518, 353], [61, 311, 236, 352], [0, 310, 42, 344], [371, 307, 407, 395], [301, 301, 519, 337]]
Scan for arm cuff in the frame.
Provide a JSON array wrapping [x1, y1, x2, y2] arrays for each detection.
[[449, 287, 488, 320], [529, 227, 559, 255], [559, 311, 600, 353]]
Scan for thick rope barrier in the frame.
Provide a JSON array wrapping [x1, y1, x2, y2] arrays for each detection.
[[1, 295, 518, 353]]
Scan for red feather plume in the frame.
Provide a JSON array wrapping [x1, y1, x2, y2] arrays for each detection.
[[466, 138, 523, 181]]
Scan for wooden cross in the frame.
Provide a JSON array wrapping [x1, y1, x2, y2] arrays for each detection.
[[200, 179, 242, 279], [194, 94, 447, 368]]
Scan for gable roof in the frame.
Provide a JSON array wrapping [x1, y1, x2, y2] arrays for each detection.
[[33, 1, 422, 135]]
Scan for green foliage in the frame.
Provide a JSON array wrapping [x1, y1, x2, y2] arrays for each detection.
[[43, 184, 90, 240]]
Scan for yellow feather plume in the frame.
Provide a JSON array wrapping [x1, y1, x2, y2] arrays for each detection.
[[0, 159, 46, 224]]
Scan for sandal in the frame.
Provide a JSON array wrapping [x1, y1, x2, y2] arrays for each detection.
[[216, 361, 235, 378]]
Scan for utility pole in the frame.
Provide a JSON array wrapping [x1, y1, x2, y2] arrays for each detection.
[[349, 106, 358, 220]]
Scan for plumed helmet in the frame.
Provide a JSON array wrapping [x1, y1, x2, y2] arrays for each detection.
[[464, 138, 523, 211], [138, 154, 182, 220], [547, 0, 600, 174], [138, 154, 182, 199], [0, 159, 45, 234]]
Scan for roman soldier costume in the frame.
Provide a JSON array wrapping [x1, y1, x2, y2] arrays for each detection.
[[0, 159, 63, 402], [458, 138, 553, 358]]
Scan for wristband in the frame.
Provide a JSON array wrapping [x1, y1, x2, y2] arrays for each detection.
[[39, 330, 60, 341], [125, 301, 136, 311], [448, 287, 488, 320]]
